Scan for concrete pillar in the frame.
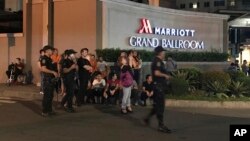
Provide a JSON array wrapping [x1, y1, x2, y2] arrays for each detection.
[[18, 0, 23, 11], [43, 0, 49, 46]]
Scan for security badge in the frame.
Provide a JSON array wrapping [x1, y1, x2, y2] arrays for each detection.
[[42, 59, 46, 65]]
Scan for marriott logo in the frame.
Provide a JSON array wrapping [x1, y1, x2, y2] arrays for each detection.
[[138, 18, 153, 34], [137, 18, 195, 37]]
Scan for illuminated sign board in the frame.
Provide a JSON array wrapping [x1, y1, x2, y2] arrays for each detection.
[[129, 19, 205, 50]]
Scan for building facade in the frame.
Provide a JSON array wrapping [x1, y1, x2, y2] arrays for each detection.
[[176, 0, 250, 13], [0, 0, 228, 84]]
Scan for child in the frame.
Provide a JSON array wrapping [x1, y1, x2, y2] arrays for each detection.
[[104, 73, 120, 105], [141, 74, 154, 106], [97, 56, 109, 79], [91, 71, 106, 104]]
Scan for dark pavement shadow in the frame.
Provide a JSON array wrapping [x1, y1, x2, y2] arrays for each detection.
[[93, 104, 155, 130], [17, 100, 42, 116]]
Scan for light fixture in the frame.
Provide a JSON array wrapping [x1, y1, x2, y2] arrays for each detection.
[[193, 3, 197, 9]]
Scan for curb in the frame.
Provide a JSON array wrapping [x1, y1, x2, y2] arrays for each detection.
[[166, 99, 250, 109], [0, 90, 41, 100]]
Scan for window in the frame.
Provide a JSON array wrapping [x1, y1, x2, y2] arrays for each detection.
[[180, 4, 185, 9], [0, 0, 4, 10], [230, 1, 235, 6], [204, 2, 210, 7], [214, 0, 225, 7], [129, 0, 144, 4], [242, 0, 250, 5], [0, 0, 23, 33], [189, 3, 193, 8], [197, 2, 200, 8], [193, 3, 198, 9]]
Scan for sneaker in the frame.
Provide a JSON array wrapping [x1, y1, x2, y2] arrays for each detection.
[[126, 107, 133, 113], [158, 125, 172, 133], [121, 109, 127, 114]]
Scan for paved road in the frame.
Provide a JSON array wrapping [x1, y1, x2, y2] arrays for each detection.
[[0, 98, 250, 141]]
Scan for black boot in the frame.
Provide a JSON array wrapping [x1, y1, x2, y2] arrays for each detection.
[[158, 125, 172, 133]]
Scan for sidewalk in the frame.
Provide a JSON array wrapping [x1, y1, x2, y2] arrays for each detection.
[[1, 84, 250, 109], [0, 84, 41, 100]]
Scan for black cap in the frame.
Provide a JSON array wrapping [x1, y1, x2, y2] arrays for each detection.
[[43, 45, 55, 51], [64, 49, 77, 55], [154, 46, 166, 53]]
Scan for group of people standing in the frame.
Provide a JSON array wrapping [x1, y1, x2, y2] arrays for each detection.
[[228, 59, 250, 75], [38, 45, 172, 133]]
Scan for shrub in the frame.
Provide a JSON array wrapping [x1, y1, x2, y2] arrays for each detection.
[[177, 68, 202, 90], [236, 77, 250, 96], [166, 51, 229, 62], [202, 71, 231, 90], [170, 78, 189, 95], [227, 71, 246, 81], [228, 81, 248, 97], [96, 49, 229, 62], [206, 81, 228, 94]]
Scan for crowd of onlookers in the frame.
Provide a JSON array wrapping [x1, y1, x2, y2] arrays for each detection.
[[228, 59, 250, 75], [35, 48, 179, 114], [5, 48, 178, 111]]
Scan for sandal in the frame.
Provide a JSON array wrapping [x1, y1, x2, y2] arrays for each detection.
[[121, 109, 127, 114]]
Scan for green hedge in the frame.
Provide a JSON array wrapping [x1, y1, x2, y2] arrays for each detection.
[[96, 49, 229, 62], [201, 71, 231, 90]]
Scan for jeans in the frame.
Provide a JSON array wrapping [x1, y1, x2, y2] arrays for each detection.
[[121, 86, 132, 109]]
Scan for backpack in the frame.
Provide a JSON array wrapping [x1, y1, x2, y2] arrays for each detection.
[[120, 71, 133, 87]]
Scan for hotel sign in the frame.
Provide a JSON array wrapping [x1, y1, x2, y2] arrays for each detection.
[[129, 19, 205, 50]]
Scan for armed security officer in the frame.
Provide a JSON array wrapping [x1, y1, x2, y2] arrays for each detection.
[[144, 46, 172, 133], [61, 49, 78, 113], [40, 45, 58, 117]]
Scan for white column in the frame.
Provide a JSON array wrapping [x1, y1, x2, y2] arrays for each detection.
[[18, 0, 23, 11], [43, 0, 49, 46]]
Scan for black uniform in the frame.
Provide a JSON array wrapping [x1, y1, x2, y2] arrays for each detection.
[[39, 55, 44, 93], [77, 57, 91, 105], [40, 55, 56, 114], [147, 56, 168, 127], [61, 58, 76, 110]]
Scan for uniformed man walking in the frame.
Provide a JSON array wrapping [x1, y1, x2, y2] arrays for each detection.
[[40, 45, 59, 117], [61, 49, 78, 113], [144, 46, 172, 133]]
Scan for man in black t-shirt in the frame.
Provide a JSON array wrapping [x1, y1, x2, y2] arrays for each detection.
[[141, 74, 154, 106], [77, 48, 93, 105]]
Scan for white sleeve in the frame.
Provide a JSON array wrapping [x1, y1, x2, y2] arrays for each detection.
[[102, 79, 106, 86], [92, 80, 98, 86]]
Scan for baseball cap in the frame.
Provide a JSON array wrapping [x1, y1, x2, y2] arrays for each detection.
[[64, 49, 77, 55], [154, 46, 166, 53], [43, 45, 55, 51]]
